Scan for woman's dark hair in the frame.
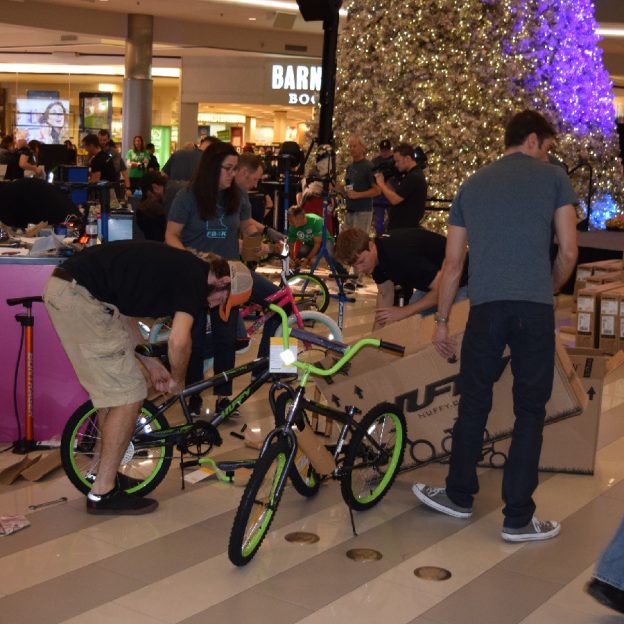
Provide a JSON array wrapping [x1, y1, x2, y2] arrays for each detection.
[[504, 110, 556, 148], [191, 141, 240, 221], [38, 100, 66, 125], [132, 135, 145, 151], [38, 100, 66, 143]]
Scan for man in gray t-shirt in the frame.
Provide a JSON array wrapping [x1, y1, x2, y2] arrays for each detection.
[[413, 110, 578, 544], [342, 135, 379, 233]]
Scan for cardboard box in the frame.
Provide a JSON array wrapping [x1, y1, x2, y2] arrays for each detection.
[[599, 286, 624, 354], [591, 259, 624, 276], [315, 304, 588, 474], [585, 273, 623, 287], [576, 282, 623, 348], [574, 261, 623, 299], [530, 349, 624, 474], [241, 233, 262, 262]]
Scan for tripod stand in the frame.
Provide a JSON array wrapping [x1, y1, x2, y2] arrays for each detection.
[[7, 295, 51, 454]]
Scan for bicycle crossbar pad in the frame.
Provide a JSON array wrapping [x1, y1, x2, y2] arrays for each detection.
[[289, 327, 348, 354], [379, 340, 405, 356], [7, 296, 44, 307]]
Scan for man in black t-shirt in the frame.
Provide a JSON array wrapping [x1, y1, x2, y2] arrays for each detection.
[[43, 242, 252, 515], [374, 143, 427, 230], [82, 133, 118, 184], [335, 227, 468, 330]]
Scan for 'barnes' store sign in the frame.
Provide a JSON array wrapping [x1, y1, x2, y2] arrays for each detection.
[[270, 63, 322, 105]]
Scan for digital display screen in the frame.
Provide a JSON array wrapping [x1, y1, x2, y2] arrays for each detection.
[[79, 92, 113, 132], [15, 98, 70, 144]]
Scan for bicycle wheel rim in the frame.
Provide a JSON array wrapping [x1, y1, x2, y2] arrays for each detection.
[[286, 310, 342, 365], [67, 404, 168, 493], [241, 450, 288, 558], [273, 393, 320, 496], [288, 273, 329, 313], [350, 411, 404, 505]]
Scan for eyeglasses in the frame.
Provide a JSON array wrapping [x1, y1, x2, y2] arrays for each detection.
[[221, 165, 239, 173]]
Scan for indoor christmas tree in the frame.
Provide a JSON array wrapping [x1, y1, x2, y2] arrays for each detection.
[[332, 0, 622, 230], [500, 0, 622, 227]]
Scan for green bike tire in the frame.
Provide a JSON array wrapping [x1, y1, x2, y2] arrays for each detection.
[[60, 399, 172, 497], [287, 272, 330, 313], [228, 437, 290, 566], [340, 402, 406, 511], [273, 392, 321, 498]]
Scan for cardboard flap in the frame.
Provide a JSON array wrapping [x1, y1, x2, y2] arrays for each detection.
[[606, 350, 624, 375], [0, 455, 41, 485], [20, 450, 62, 481]]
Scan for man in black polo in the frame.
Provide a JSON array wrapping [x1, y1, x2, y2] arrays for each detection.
[[374, 142, 427, 230], [335, 227, 468, 330]]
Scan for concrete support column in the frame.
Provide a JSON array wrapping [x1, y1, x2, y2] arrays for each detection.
[[122, 14, 153, 154], [179, 102, 199, 147], [273, 110, 287, 144], [245, 116, 257, 144]]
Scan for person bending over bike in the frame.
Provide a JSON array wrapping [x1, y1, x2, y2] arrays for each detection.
[[335, 227, 469, 330], [44, 240, 252, 515]]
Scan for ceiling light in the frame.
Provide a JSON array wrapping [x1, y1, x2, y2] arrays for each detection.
[[0, 63, 180, 77], [248, 17, 257, 21], [212, 0, 347, 17], [597, 28, 624, 37]]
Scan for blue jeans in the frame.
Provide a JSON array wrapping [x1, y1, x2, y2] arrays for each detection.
[[445, 301, 555, 528], [373, 201, 389, 235], [596, 518, 624, 590], [409, 286, 468, 316], [187, 272, 280, 395]]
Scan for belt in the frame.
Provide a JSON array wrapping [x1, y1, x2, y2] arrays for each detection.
[[52, 267, 74, 283]]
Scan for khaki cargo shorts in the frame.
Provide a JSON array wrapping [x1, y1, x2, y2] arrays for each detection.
[[44, 275, 147, 409]]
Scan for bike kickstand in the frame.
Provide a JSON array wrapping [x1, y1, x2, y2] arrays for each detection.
[[180, 450, 186, 490], [348, 505, 358, 537]]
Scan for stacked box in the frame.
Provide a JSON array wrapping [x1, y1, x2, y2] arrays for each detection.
[[574, 260, 623, 299], [577, 282, 623, 349], [599, 287, 624, 354]]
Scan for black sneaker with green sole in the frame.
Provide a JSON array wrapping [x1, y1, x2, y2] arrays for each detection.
[[86, 488, 158, 515]]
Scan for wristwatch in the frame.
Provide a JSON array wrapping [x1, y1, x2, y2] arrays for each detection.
[[434, 314, 449, 325]]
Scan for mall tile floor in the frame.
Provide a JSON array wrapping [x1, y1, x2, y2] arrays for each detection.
[[0, 281, 623, 624]]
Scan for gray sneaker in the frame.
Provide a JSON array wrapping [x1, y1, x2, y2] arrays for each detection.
[[412, 483, 473, 519], [501, 517, 560, 542]]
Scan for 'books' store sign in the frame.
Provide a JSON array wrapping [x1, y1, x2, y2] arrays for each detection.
[[270, 64, 322, 105]]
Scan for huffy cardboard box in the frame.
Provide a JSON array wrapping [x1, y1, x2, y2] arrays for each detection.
[[315, 302, 588, 474], [521, 348, 624, 474]]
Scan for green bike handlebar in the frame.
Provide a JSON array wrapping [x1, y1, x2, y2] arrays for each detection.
[[268, 303, 404, 378]]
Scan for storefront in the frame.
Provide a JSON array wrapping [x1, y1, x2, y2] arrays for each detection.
[[0, 53, 321, 156]]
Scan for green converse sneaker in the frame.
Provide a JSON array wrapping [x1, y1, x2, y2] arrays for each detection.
[[501, 517, 560, 542], [412, 484, 473, 519]]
